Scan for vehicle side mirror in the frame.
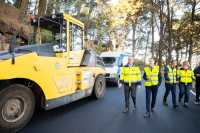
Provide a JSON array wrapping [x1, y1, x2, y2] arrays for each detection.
[[9, 34, 17, 64], [9, 35, 16, 53]]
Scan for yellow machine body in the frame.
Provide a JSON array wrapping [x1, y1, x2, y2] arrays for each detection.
[[0, 13, 105, 110]]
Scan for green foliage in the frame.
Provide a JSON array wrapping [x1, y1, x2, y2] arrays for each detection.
[[94, 43, 107, 54], [28, 29, 54, 45]]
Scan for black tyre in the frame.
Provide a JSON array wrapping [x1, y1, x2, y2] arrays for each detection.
[[0, 84, 35, 132], [93, 75, 106, 99]]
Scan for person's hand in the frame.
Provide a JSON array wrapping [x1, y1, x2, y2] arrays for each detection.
[[146, 77, 151, 80], [137, 84, 142, 89], [119, 83, 122, 88]]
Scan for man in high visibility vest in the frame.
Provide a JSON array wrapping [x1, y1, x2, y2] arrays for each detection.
[[143, 58, 162, 118], [120, 56, 142, 113], [194, 62, 200, 104], [163, 60, 178, 108], [178, 61, 195, 107], [177, 64, 183, 103]]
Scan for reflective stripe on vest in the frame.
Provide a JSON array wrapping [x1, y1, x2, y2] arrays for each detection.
[[179, 69, 194, 84], [166, 66, 177, 84], [144, 66, 159, 86]]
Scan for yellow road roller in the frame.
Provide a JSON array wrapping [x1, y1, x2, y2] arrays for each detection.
[[0, 13, 106, 132]]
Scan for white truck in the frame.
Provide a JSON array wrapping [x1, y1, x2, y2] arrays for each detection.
[[100, 51, 130, 86]]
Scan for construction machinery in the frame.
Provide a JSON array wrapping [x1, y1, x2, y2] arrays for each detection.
[[0, 13, 106, 132]]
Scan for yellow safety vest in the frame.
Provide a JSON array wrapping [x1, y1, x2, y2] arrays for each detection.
[[166, 66, 177, 84], [120, 66, 141, 86], [178, 69, 195, 84], [144, 66, 159, 87]]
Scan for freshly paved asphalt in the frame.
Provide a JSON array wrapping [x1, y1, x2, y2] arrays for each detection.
[[20, 83, 200, 133]]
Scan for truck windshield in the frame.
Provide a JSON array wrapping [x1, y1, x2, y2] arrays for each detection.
[[102, 57, 117, 66]]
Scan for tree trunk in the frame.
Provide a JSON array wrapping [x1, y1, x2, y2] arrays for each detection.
[[144, 31, 150, 64], [188, 1, 196, 64], [150, 0, 155, 58], [186, 43, 189, 60], [15, 0, 29, 12], [132, 20, 137, 57], [38, 0, 48, 16], [176, 48, 179, 65], [151, 11, 155, 58], [15, 0, 21, 8], [158, 0, 164, 66], [166, 0, 172, 64]]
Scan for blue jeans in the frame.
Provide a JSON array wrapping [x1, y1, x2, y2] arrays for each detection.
[[179, 83, 192, 103], [145, 85, 158, 113], [163, 83, 177, 106]]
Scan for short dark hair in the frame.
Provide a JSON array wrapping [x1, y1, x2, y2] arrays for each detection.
[[171, 60, 176, 64]]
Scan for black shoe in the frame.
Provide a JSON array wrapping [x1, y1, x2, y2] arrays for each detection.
[[163, 101, 168, 106], [173, 105, 178, 109], [178, 98, 182, 104], [123, 108, 129, 113], [151, 108, 154, 113], [144, 112, 151, 118]]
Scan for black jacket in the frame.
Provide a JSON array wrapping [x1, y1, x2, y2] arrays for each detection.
[[194, 66, 200, 82]]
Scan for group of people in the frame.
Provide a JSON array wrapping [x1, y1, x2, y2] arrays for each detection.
[[120, 56, 200, 118]]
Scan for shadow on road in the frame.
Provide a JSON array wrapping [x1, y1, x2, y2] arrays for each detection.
[[30, 85, 117, 124]]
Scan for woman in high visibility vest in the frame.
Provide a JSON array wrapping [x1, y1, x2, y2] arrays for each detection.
[[178, 61, 195, 107], [143, 58, 162, 118], [120, 56, 142, 113]]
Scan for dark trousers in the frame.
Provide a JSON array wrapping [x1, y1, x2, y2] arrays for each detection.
[[145, 86, 158, 113], [195, 82, 200, 102], [179, 83, 192, 103], [124, 83, 137, 109], [163, 83, 177, 106]]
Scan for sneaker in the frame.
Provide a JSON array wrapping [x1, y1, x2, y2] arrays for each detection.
[[163, 101, 168, 106], [173, 105, 178, 109], [194, 101, 200, 105], [132, 106, 136, 112], [151, 108, 155, 113], [183, 102, 189, 108], [144, 112, 151, 118], [123, 108, 129, 113]]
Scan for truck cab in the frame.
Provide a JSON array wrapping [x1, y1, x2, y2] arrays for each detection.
[[100, 51, 129, 86]]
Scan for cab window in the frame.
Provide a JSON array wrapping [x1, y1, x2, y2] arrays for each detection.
[[69, 23, 83, 51]]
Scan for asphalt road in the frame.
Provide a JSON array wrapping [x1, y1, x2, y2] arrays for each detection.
[[20, 84, 200, 133]]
